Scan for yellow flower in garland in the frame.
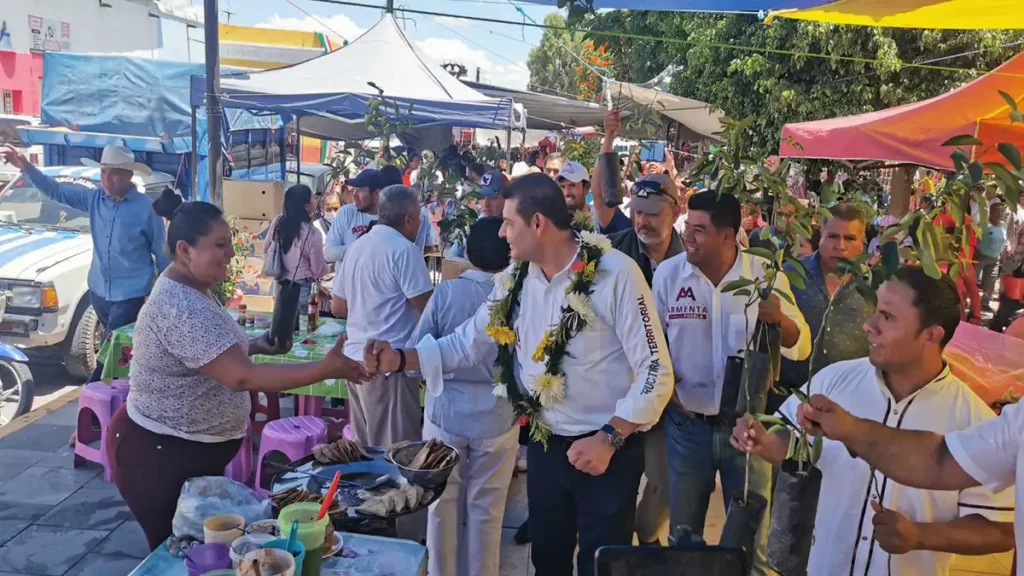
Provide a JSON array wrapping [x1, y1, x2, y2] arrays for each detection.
[[532, 330, 552, 363], [533, 373, 566, 407], [485, 324, 516, 346]]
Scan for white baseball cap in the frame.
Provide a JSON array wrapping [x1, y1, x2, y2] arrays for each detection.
[[556, 160, 589, 184]]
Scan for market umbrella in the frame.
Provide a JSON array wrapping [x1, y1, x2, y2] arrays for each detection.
[[778, 50, 1024, 170], [514, 0, 827, 11], [768, 0, 1023, 29]]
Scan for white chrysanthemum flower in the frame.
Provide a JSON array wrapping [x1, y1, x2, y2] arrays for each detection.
[[492, 384, 508, 399], [496, 272, 514, 292], [580, 230, 612, 253], [565, 291, 597, 329], [533, 373, 566, 407]]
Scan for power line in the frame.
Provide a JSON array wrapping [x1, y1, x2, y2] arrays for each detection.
[[282, 0, 349, 42], [305, 0, 1024, 79]]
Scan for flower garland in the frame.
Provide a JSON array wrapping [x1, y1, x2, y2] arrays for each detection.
[[486, 231, 609, 446]]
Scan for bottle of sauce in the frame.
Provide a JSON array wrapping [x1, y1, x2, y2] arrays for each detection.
[[307, 290, 319, 333], [237, 304, 248, 328]]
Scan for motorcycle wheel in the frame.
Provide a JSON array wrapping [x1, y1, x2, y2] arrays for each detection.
[[0, 360, 34, 427]]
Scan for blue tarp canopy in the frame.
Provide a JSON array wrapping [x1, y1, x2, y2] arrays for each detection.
[[512, 0, 827, 9], [34, 53, 290, 201], [190, 16, 520, 141]]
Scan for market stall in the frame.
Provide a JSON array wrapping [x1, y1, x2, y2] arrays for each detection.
[[778, 49, 1024, 169], [189, 15, 522, 143]]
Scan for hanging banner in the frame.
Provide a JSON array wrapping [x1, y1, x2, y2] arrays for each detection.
[[28, 15, 71, 53]]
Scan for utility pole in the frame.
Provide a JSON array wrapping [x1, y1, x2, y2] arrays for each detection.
[[385, 0, 394, 13], [475, 67, 480, 82], [204, 0, 224, 207]]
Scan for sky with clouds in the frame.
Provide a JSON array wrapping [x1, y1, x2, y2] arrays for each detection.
[[157, 0, 558, 90]]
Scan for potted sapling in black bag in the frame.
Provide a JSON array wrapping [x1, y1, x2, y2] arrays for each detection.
[[758, 253, 885, 576], [720, 240, 805, 575]]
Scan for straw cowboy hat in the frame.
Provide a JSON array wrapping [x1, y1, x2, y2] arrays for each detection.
[[82, 145, 152, 176]]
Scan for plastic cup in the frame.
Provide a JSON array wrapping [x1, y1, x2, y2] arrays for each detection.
[[184, 543, 231, 576], [277, 502, 329, 576], [238, 548, 296, 576], [203, 514, 245, 544], [263, 537, 306, 575]]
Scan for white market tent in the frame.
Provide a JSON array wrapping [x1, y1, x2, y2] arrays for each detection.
[[189, 15, 522, 142], [462, 80, 611, 131], [607, 79, 724, 141]]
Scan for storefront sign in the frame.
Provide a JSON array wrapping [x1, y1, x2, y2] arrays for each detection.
[[28, 15, 71, 53]]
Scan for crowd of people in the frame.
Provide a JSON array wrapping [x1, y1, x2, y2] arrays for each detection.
[[3, 101, 1024, 576]]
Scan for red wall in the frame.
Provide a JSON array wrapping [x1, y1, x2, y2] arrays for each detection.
[[0, 51, 43, 116]]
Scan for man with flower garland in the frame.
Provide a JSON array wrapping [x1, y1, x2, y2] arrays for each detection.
[[364, 173, 675, 576], [652, 190, 812, 576]]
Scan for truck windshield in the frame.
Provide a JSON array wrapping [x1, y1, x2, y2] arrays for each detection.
[[0, 176, 91, 232]]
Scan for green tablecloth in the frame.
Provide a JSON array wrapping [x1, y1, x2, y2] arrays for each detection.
[[97, 311, 351, 399]]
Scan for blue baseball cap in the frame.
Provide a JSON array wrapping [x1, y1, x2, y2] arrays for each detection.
[[479, 170, 505, 198], [346, 169, 380, 189]]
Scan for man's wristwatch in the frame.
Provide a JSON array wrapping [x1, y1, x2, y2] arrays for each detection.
[[601, 424, 626, 450]]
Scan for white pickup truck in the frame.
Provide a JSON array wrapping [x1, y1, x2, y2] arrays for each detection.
[[0, 166, 177, 378]]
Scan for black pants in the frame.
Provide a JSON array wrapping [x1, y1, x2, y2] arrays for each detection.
[[527, 432, 645, 576], [991, 292, 1024, 333]]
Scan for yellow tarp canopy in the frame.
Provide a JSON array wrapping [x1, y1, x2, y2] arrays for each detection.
[[771, 0, 1024, 30]]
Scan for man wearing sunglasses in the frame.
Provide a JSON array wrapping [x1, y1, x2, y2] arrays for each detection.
[[591, 109, 685, 546]]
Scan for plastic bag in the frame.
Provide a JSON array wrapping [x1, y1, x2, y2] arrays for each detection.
[[172, 476, 272, 540], [944, 323, 1024, 413]]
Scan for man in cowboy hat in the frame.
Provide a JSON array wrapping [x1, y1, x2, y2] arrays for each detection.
[[1, 144, 169, 382]]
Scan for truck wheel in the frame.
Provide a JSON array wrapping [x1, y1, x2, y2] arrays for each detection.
[[64, 305, 102, 381], [0, 361, 34, 427]]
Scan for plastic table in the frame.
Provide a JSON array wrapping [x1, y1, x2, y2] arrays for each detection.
[[128, 533, 427, 575]]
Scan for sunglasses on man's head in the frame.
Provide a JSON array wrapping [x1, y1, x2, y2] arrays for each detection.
[[633, 180, 677, 204]]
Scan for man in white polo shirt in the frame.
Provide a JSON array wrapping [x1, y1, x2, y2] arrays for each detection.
[[331, 185, 433, 446], [733, 265, 1014, 575], [364, 173, 674, 576], [652, 190, 811, 575]]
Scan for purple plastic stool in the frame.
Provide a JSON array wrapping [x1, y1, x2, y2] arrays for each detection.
[[224, 422, 254, 486], [255, 416, 327, 495], [74, 382, 123, 482]]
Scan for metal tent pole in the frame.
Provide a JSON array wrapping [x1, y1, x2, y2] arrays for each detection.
[[190, 106, 198, 200], [204, 0, 224, 207]]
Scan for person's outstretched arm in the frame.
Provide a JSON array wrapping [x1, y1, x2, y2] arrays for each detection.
[[798, 394, 989, 491]]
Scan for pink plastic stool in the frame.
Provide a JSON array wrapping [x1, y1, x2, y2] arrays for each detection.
[[74, 382, 123, 482], [255, 416, 327, 495], [224, 423, 254, 486], [109, 380, 131, 408], [294, 395, 348, 438]]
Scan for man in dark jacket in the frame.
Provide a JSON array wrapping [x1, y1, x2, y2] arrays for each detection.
[[591, 110, 684, 545]]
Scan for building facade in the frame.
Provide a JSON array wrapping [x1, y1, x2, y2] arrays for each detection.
[[0, 0, 163, 115]]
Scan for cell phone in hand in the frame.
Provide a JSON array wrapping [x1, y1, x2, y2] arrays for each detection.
[[639, 140, 666, 163]]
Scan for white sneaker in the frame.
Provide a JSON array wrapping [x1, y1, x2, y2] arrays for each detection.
[[516, 446, 528, 473]]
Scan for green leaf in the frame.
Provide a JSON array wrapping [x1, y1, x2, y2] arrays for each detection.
[[968, 161, 984, 185], [766, 424, 790, 435], [755, 415, 787, 427], [999, 90, 1020, 113], [916, 220, 942, 279], [810, 435, 823, 465], [733, 289, 753, 298], [783, 268, 806, 290], [743, 247, 777, 262], [791, 388, 809, 403], [998, 143, 1023, 171], [772, 287, 795, 306], [720, 278, 756, 293], [951, 148, 970, 171], [879, 225, 905, 244], [941, 134, 984, 147]]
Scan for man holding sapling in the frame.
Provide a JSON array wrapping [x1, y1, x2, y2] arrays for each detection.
[[652, 190, 811, 575], [733, 265, 1015, 576], [769, 203, 872, 414]]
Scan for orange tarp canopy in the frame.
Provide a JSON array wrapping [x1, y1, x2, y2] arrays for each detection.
[[779, 51, 1024, 169]]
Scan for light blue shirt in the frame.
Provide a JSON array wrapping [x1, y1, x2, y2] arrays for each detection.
[[408, 269, 515, 439], [24, 165, 170, 301], [979, 223, 1007, 259]]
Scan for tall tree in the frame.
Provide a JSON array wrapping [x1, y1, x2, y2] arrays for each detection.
[[583, 12, 1024, 158], [527, 13, 587, 99]]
